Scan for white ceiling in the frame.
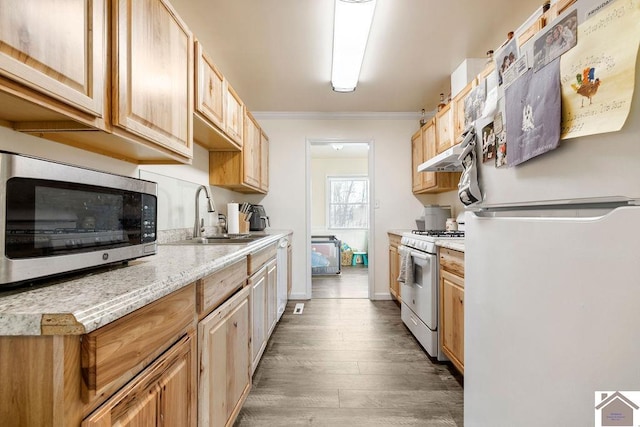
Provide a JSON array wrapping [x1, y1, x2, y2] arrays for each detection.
[[171, 0, 542, 113]]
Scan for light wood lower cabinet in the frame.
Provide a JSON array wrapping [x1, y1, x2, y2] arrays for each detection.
[[248, 243, 278, 373], [198, 286, 251, 427], [388, 233, 402, 302], [250, 264, 267, 374], [82, 332, 196, 427], [0, 241, 289, 426], [266, 259, 278, 337], [439, 248, 465, 374]]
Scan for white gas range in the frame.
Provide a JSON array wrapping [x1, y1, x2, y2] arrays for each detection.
[[399, 230, 464, 360]]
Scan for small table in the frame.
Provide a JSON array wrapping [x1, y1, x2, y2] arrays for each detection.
[[351, 251, 368, 266]]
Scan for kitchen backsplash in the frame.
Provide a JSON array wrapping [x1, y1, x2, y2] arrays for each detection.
[[139, 170, 249, 237]]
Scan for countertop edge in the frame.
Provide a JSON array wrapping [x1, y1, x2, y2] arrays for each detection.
[[0, 232, 290, 336]]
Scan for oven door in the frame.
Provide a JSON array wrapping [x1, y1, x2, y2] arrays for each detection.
[[400, 247, 438, 331]]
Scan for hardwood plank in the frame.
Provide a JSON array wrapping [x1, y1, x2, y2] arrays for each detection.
[[234, 407, 457, 427], [256, 360, 360, 375], [242, 389, 340, 409], [252, 372, 448, 392], [236, 298, 463, 426], [338, 389, 462, 409]]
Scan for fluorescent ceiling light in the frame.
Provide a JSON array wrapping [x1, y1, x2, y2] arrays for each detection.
[[331, 0, 377, 93]]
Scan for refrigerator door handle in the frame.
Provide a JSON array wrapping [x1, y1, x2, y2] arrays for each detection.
[[470, 204, 640, 220]]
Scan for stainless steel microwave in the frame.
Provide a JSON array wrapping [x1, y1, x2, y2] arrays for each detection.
[[0, 151, 157, 286]]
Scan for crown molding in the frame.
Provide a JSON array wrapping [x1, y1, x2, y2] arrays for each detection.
[[252, 111, 425, 121]]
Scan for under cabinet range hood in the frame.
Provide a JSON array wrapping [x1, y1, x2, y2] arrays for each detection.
[[417, 144, 464, 172]]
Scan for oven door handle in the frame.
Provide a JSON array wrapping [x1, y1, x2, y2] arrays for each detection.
[[400, 245, 431, 261]]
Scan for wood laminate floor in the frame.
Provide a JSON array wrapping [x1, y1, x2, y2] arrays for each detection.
[[312, 265, 369, 299], [234, 299, 463, 426]]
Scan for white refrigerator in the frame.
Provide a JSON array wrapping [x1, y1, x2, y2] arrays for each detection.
[[464, 57, 640, 427]]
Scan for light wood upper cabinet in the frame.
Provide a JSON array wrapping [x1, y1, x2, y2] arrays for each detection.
[[243, 111, 262, 189], [260, 130, 270, 192], [2, 0, 196, 164], [112, 0, 193, 159], [0, 0, 106, 118], [193, 40, 243, 151], [452, 80, 475, 144], [411, 128, 424, 193], [411, 119, 459, 194], [225, 82, 244, 146], [439, 248, 465, 375], [209, 110, 270, 194], [435, 102, 454, 154], [422, 120, 438, 190], [195, 41, 225, 131], [198, 286, 251, 427]]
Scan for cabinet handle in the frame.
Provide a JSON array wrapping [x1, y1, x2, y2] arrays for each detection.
[[233, 321, 238, 327]]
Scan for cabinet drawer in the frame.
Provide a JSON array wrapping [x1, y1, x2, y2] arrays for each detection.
[[197, 258, 248, 318], [439, 248, 464, 279], [81, 284, 196, 405], [247, 243, 277, 275]]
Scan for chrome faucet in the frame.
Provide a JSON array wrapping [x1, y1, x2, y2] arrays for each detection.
[[194, 185, 216, 239]]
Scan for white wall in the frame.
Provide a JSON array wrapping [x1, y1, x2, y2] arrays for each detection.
[[254, 117, 428, 300]]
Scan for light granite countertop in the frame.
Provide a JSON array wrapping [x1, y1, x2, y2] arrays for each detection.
[[0, 230, 290, 336], [436, 240, 465, 253]]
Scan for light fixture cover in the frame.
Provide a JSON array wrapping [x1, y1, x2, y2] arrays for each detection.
[[331, 0, 377, 92]]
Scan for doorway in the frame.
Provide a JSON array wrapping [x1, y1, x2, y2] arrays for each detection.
[[305, 139, 374, 299]]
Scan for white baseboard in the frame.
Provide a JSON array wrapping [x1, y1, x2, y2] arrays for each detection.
[[288, 293, 391, 301], [288, 293, 310, 300]]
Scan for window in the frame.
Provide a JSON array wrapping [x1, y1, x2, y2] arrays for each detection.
[[327, 176, 369, 229]]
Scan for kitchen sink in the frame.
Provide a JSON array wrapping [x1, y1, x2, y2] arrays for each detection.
[[162, 234, 264, 245]]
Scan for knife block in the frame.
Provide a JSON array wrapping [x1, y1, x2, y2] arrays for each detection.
[[239, 213, 250, 234]]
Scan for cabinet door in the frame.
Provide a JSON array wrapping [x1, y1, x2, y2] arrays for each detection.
[[452, 80, 475, 143], [198, 287, 250, 427], [411, 129, 424, 193], [195, 41, 224, 131], [260, 131, 270, 192], [225, 82, 244, 146], [158, 349, 193, 426], [440, 270, 464, 374], [243, 111, 261, 189], [389, 245, 400, 301], [421, 121, 437, 190], [83, 332, 195, 427], [0, 0, 106, 116], [250, 267, 267, 373], [266, 260, 278, 336], [113, 0, 193, 158], [435, 103, 453, 154]]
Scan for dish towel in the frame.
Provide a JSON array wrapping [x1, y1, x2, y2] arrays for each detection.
[[397, 245, 414, 285], [457, 125, 483, 206]]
